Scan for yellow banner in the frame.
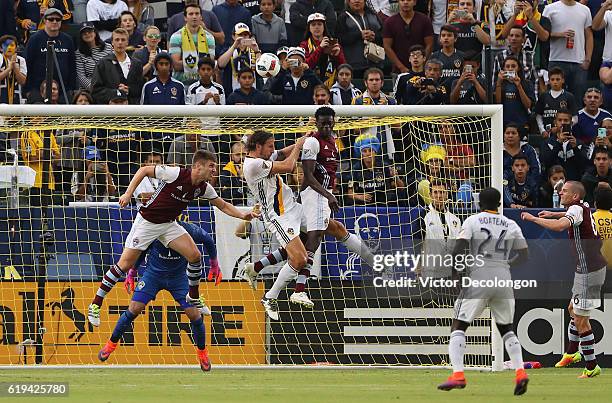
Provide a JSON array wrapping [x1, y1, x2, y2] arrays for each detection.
[[0, 282, 265, 365]]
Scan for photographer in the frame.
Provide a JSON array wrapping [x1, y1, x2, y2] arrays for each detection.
[[217, 23, 262, 94], [399, 58, 448, 105], [300, 13, 345, 88], [450, 58, 486, 104], [268, 46, 321, 105], [494, 55, 534, 133], [540, 109, 589, 181]]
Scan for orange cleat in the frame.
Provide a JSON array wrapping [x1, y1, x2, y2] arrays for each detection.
[[197, 347, 211, 372], [98, 340, 118, 362], [514, 368, 529, 396], [437, 372, 466, 391]]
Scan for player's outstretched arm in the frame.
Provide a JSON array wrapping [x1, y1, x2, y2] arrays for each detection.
[[520, 212, 571, 232], [119, 166, 156, 207], [210, 197, 260, 221], [271, 136, 307, 174]]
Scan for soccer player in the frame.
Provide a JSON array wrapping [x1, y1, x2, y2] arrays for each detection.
[[98, 221, 217, 371], [242, 130, 314, 313], [438, 188, 530, 395], [88, 150, 258, 326], [521, 181, 606, 379], [242, 107, 375, 320]]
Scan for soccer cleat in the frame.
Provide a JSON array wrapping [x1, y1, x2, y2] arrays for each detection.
[[555, 352, 582, 368], [242, 262, 258, 290], [186, 294, 210, 315], [261, 297, 279, 321], [197, 348, 211, 372], [437, 373, 466, 391], [98, 340, 118, 362], [578, 365, 601, 379], [514, 369, 529, 396], [88, 303, 101, 327], [289, 292, 314, 309]]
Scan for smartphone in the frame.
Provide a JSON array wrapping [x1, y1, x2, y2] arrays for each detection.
[[422, 78, 434, 86], [598, 127, 608, 138], [455, 9, 468, 18], [464, 65, 473, 74], [562, 124, 572, 135], [242, 38, 255, 46], [505, 70, 516, 79], [288, 58, 300, 68]]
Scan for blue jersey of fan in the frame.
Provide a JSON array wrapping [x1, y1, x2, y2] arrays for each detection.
[[131, 221, 216, 308]]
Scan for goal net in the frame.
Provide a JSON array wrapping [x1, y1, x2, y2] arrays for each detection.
[[0, 105, 502, 368]]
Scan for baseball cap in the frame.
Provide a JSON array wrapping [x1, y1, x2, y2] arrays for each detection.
[[287, 46, 305, 59], [307, 13, 326, 24], [276, 46, 289, 56], [83, 146, 100, 160], [43, 8, 63, 19], [234, 23, 251, 35], [79, 21, 95, 32], [110, 89, 128, 102]]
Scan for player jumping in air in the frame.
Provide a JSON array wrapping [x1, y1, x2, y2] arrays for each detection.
[[88, 150, 258, 326], [242, 107, 375, 320], [522, 181, 606, 379], [439, 188, 530, 395], [243, 130, 315, 311], [98, 221, 216, 371]]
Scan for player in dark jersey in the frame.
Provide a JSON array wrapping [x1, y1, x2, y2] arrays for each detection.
[[522, 181, 606, 378], [98, 221, 217, 371], [88, 150, 258, 327]]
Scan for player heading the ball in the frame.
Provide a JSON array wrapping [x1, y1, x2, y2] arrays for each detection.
[[88, 150, 259, 327]]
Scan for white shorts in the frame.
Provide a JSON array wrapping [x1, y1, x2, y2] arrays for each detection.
[[571, 266, 606, 316], [300, 186, 331, 232], [453, 295, 515, 325], [124, 213, 187, 251], [265, 204, 307, 248]]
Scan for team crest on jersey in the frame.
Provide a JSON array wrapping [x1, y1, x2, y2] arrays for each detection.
[[133, 237, 140, 246], [136, 280, 145, 291], [454, 59, 462, 68], [48, 0, 55, 6], [300, 80, 309, 88], [194, 188, 202, 198], [287, 228, 295, 235], [171, 87, 178, 96], [560, 100, 568, 109]]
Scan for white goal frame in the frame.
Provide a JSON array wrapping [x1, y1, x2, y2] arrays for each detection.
[[1, 104, 504, 371]]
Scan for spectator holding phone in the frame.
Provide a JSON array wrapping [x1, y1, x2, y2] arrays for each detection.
[[450, 58, 487, 104], [540, 109, 589, 181], [268, 46, 321, 104], [300, 13, 345, 88], [535, 67, 578, 139], [448, 0, 490, 57], [582, 146, 612, 205], [594, 117, 612, 148], [492, 25, 537, 99], [217, 22, 262, 94], [495, 55, 534, 133], [574, 88, 612, 145]]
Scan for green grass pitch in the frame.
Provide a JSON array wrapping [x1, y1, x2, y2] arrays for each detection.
[[0, 368, 606, 402]]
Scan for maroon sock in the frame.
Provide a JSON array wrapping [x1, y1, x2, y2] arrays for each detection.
[[294, 269, 310, 293]]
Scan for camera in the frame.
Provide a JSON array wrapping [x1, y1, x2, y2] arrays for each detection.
[[421, 78, 435, 86], [455, 9, 468, 19], [561, 124, 572, 135], [504, 70, 516, 79], [464, 65, 473, 74], [328, 38, 338, 46], [288, 58, 300, 68]]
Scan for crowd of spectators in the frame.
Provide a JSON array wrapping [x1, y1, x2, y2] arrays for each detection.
[[1, 0, 612, 209]]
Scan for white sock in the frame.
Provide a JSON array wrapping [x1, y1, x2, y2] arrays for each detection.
[[449, 330, 466, 373], [265, 263, 297, 300], [341, 233, 375, 267], [503, 331, 524, 371]]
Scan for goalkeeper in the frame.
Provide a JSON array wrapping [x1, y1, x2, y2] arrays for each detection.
[[97, 221, 219, 372]]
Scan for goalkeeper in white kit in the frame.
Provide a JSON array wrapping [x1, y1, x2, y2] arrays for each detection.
[[438, 187, 530, 395]]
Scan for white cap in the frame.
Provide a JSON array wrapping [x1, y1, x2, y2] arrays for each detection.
[[287, 46, 306, 59], [307, 13, 326, 24], [234, 22, 251, 35]]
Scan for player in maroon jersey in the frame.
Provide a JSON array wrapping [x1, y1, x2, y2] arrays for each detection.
[[88, 150, 259, 327], [522, 181, 606, 378]]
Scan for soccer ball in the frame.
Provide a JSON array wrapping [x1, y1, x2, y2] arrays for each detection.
[[255, 53, 281, 78]]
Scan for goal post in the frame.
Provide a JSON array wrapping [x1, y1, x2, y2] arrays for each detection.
[[0, 104, 504, 369]]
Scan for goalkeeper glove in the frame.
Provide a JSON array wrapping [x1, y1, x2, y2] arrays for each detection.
[[125, 268, 137, 294], [207, 258, 222, 286]]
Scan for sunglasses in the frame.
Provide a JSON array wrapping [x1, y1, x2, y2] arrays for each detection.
[[586, 87, 602, 94], [46, 17, 62, 22], [146, 34, 161, 39]]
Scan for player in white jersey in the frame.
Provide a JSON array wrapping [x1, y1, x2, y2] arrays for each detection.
[[242, 131, 314, 309], [438, 188, 530, 396]]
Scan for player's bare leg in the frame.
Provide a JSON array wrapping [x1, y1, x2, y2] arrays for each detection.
[[184, 306, 211, 372], [438, 319, 468, 391], [99, 300, 145, 362], [571, 304, 601, 378], [556, 302, 583, 368], [89, 248, 142, 326], [168, 234, 204, 303]]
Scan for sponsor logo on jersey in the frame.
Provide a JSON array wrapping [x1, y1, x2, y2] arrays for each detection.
[[133, 237, 140, 246], [194, 188, 202, 198]]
